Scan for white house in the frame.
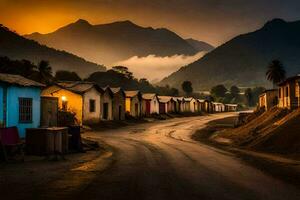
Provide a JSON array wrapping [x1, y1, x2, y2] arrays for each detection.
[[183, 97, 197, 112], [101, 87, 114, 120], [158, 96, 175, 114], [141, 93, 159, 116], [213, 102, 225, 112]]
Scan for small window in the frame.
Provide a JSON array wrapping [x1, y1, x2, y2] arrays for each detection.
[[89, 99, 96, 112], [19, 98, 33, 123]]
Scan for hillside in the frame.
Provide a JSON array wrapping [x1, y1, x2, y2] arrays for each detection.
[[25, 19, 199, 65], [161, 19, 300, 90], [0, 25, 105, 78], [185, 38, 214, 52]]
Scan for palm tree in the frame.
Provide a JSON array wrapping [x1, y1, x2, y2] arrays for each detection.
[[38, 60, 53, 84], [266, 59, 286, 88]]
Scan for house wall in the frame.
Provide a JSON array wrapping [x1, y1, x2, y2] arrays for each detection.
[[42, 86, 83, 125], [130, 96, 141, 117], [83, 88, 101, 124], [6, 86, 41, 137], [151, 97, 159, 114], [190, 99, 197, 112], [0, 86, 3, 124], [112, 92, 125, 120], [101, 90, 113, 120], [278, 82, 298, 110], [184, 102, 191, 112], [125, 98, 131, 113]]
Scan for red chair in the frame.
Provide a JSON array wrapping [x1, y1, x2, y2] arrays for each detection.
[[0, 127, 25, 161]]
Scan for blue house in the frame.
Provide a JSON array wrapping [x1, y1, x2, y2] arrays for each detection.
[[0, 73, 45, 137]]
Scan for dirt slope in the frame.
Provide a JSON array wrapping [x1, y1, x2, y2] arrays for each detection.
[[217, 107, 300, 155]]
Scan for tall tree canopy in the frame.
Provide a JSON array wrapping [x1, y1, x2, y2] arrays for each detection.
[[181, 81, 193, 96], [55, 70, 82, 81], [211, 84, 227, 98], [266, 59, 286, 87]]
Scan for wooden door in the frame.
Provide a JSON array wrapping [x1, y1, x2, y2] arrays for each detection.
[[146, 101, 151, 115], [103, 103, 109, 120], [41, 97, 58, 127], [159, 103, 166, 114]]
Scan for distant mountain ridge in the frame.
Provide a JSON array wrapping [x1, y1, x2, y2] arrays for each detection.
[[185, 38, 214, 52], [160, 18, 300, 90], [0, 25, 105, 77], [25, 19, 211, 65]]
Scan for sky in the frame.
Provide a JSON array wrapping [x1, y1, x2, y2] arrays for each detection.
[[2, 0, 300, 46]]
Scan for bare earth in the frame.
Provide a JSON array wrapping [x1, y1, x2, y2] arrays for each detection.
[[1, 113, 300, 200]]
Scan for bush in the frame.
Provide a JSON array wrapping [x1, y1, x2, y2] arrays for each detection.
[[58, 110, 78, 126]]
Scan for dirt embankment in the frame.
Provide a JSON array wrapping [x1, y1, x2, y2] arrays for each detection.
[[208, 107, 300, 157]]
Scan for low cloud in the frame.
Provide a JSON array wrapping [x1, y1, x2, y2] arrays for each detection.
[[113, 52, 206, 82]]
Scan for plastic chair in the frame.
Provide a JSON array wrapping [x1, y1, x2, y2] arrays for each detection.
[[0, 127, 25, 161]]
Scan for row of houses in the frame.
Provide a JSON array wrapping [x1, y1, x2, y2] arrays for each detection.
[[0, 73, 238, 137], [259, 75, 300, 111]]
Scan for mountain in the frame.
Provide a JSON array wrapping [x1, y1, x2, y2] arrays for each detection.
[[0, 25, 105, 77], [25, 19, 198, 65], [160, 18, 300, 90], [185, 38, 214, 52]]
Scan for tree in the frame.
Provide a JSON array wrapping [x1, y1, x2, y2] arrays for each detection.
[[266, 59, 286, 88], [37, 60, 53, 84], [112, 66, 133, 79], [244, 88, 253, 107], [230, 85, 240, 98], [211, 84, 227, 98], [181, 81, 193, 96], [55, 70, 81, 81]]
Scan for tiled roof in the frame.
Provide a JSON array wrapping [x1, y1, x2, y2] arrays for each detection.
[[0, 73, 45, 87]]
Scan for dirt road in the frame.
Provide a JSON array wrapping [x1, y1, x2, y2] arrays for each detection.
[[78, 113, 300, 200], [2, 113, 300, 200]]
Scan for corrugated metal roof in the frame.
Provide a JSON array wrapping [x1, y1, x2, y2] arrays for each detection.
[[57, 81, 101, 94], [158, 96, 173, 103], [110, 87, 122, 93], [125, 90, 140, 98], [142, 93, 157, 100], [0, 73, 45, 87]]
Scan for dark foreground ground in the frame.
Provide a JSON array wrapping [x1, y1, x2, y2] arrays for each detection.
[[1, 113, 300, 200]]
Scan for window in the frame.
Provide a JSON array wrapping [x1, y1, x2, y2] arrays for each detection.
[[286, 86, 289, 97], [89, 99, 96, 112], [19, 98, 33, 123]]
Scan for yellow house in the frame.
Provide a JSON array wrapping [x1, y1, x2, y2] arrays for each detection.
[[125, 91, 142, 117], [278, 75, 300, 110], [41, 85, 83, 125]]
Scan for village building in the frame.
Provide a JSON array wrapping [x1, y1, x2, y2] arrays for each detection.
[[183, 97, 197, 112], [0, 73, 44, 137], [173, 97, 184, 113], [197, 99, 206, 112], [141, 93, 160, 116], [204, 99, 213, 113], [158, 96, 175, 114], [212, 102, 225, 112], [125, 91, 142, 117], [42, 82, 103, 125], [225, 104, 238, 112], [259, 89, 278, 111], [110, 87, 126, 120], [101, 87, 114, 120], [278, 75, 300, 110]]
